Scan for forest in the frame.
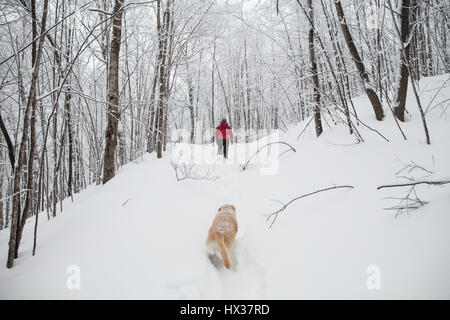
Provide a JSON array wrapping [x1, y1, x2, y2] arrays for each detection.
[[0, 0, 449, 299]]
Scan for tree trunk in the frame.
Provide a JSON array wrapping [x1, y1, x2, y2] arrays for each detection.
[[65, 29, 74, 197], [393, 0, 412, 122], [188, 76, 195, 143], [102, 0, 124, 184], [334, 0, 384, 121], [308, 0, 322, 137], [7, 0, 49, 269], [0, 113, 15, 171], [211, 41, 216, 142], [388, 0, 430, 144], [424, 5, 433, 76], [146, 58, 159, 153], [156, 0, 171, 159], [15, 89, 37, 258]]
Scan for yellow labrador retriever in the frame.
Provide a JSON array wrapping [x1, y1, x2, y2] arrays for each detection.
[[206, 204, 238, 269]]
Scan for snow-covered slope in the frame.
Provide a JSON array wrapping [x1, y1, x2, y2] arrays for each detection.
[[1, 75, 449, 299]]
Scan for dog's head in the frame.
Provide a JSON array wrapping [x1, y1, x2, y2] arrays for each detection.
[[218, 204, 236, 215]]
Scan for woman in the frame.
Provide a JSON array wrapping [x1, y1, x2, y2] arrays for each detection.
[[215, 119, 233, 159]]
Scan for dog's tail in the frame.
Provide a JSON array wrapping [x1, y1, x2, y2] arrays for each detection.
[[215, 233, 231, 269]]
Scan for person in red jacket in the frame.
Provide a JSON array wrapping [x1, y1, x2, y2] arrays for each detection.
[[215, 119, 233, 159]]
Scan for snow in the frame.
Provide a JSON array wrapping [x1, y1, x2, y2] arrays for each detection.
[[215, 213, 234, 234], [0, 75, 449, 299]]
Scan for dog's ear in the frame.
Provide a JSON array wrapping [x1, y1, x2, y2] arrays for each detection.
[[231, 205, 236, 213], [218, 205, 224, 212]]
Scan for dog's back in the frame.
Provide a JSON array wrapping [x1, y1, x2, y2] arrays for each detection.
[[206, 205, 238, 269]]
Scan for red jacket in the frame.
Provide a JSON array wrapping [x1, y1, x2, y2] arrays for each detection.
[[216, 120, 233, 141]]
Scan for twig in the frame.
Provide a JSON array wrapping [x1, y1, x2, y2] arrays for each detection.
[[266, 185, 354, 227], [395, 160, 433, 176], [296, 116, 315, 140], [424, 76, 450, 115], [383, 185, 430, 218], [122, 199, 132, 207], [242, 141, 296, 171]]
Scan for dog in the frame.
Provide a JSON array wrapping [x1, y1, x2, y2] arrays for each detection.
[[206, 204, 238, 269]]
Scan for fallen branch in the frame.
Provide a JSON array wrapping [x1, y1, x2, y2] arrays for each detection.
[[242, 141, 296, 171], [266, 185, 354, 227], [378, 168, 449, 216], [381, 185, 429, 218], [377, 180, 450, 190], [171, 160, 218, 182]]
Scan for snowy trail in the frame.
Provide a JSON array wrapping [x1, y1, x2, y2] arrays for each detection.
[[177, 150, 268, 299], [1, 75, 450, 299]]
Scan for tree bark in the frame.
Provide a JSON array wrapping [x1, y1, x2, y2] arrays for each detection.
[[102, 0, 124, 184], [307, 0, 322, 137], [393, 0, 412, 122], [0, 112, 15, 171], [65, 28, 75, 197], [156, 0, 171, 158]]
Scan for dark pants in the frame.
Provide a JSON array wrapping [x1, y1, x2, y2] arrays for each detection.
[[218, 139, 229, 159]]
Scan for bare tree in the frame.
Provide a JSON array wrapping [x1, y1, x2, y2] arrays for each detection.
[[307, 0, 322, 137], [334, 0, 384, 121], [103, 0, 124, 184], [393, 0, 413, 122], [7, 0, 49, 269]]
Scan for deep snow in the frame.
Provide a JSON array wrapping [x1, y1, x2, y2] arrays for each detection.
[[0, 75, 449, 299]]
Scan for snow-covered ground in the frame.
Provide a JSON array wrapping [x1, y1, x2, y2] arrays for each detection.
[[1, 75, 449, 299]]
